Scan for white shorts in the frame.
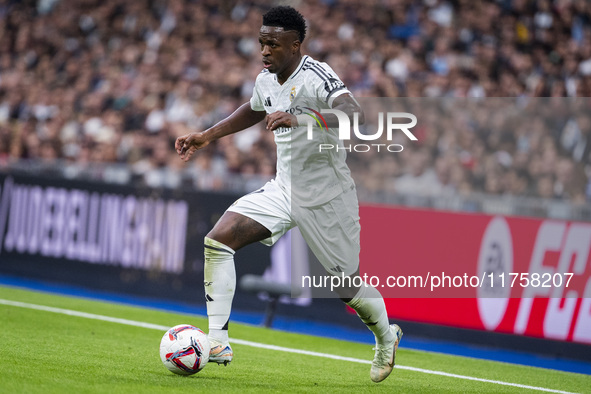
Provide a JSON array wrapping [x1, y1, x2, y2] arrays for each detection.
[[227, 180, 360, 276]]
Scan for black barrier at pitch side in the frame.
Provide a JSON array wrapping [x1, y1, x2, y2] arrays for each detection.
[[0, 172, 272, 310]]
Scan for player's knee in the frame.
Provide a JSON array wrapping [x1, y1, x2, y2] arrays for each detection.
[[206, 226, 235, 248], [205, 227, 223, 243]]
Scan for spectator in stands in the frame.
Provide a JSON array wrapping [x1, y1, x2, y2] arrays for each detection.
[[0, 0, 588, 206]]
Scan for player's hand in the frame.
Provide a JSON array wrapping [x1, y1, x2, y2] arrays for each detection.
[[175, 132, 210, 162], [266, 111, 297, 131]]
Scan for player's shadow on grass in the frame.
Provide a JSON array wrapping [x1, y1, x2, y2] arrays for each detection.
[[154, 371, 224, 381]]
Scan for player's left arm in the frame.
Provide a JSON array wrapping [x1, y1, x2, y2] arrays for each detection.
[[327, 93, 365, 126], [265, 93, 364, 131]]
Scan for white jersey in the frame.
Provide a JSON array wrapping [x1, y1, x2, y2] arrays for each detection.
[[250, 55, 355, 207]]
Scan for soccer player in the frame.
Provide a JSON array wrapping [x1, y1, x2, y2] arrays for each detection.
[[175, 6, 402, 383]]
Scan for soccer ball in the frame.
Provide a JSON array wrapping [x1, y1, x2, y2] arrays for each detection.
[[159, 324, 211, 375]]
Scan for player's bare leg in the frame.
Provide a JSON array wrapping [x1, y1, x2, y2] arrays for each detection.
[[204, 211, 271, 365], [334, 270, 403, 383], [208, 211, 272, 251]]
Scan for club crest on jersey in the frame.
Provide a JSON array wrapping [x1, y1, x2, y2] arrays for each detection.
[[290, 86, 296, 102]]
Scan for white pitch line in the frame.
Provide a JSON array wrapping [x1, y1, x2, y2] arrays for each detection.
[[0, 298, 578, 394]]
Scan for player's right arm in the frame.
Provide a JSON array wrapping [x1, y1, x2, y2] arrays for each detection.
[[175, 102, 266, 162]]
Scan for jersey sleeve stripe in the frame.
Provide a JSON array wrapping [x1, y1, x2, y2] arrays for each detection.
[[303, 65, 330, 82], [303, 62, 335, 82], [311, 63, 333, 80]]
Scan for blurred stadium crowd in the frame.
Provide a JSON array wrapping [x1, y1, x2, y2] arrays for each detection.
[[0, 0, 590, 205]]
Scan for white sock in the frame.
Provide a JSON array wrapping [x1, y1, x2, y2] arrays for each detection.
[[347, 284, 394, 346], [204, 237, 235, 344]]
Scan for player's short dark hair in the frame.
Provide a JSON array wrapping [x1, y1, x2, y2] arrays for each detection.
[[262, 6, 306, 43]]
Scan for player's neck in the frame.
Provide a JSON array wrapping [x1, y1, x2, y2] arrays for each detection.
[[276, 54, 302, 85]]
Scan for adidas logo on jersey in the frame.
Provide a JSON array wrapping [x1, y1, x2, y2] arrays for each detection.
[[264, 97, 272, 107]]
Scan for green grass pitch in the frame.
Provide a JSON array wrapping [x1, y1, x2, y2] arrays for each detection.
[[0, 285, 589, 393]]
